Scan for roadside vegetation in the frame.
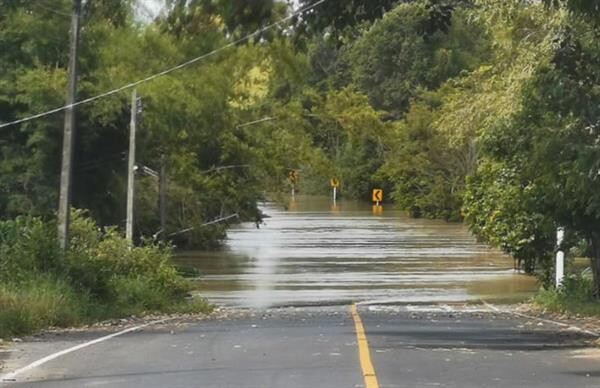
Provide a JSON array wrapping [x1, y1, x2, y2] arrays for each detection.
[[534, 277, 600, 316], [2, 0, 600, 335], [533, 258, 600, 316], [0, 211, 212, 338]]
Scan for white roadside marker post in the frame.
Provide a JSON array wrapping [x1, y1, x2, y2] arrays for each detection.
[[556, 227, 565, 288]]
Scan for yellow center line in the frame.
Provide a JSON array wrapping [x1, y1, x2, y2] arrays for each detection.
[[351, 304, 380, 388]]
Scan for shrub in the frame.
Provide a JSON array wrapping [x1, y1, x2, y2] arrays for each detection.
[[0, 210, 211, 338], [65, 212, 189, 301], [0, 216, 61, 283]]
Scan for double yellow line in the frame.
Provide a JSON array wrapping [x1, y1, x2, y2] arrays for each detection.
[[351, 304, 380, 388]]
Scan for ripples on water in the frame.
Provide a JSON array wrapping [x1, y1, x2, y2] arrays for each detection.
[[176, 196, 538, 308]]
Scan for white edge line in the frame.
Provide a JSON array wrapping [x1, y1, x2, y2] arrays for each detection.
[[1, 318, 172, 383], [482, 301, 599, 337]]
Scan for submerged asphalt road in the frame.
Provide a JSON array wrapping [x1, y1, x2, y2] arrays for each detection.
[[177, 197, 538, 308], [3, 305, 600, 388]]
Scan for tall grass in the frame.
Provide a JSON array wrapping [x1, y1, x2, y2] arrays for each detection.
[[0, 210, 212, 338], [0, 278, 87, 336], [533, 276, 600, 316]]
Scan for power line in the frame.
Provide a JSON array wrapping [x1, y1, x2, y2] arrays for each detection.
[[200, 164, 251, 174], [236, 117, 275, 128], [29, 2, 72, 17], [0, 0, 328, 130]]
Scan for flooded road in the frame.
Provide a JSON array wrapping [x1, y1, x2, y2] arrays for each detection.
[[176, 196, 537, 308]]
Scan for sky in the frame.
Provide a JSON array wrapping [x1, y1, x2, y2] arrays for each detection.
[[135, 0, 301, 21], [135, 0, 165, 21]]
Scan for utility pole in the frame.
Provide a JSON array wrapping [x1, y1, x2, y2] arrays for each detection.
[[125, 89, 138, 243], [57, 0, 82, 250], [159, 154, 167, 243]]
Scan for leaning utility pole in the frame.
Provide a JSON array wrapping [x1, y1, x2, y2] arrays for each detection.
[[159, 154, 167, 243], [57, 0, 82, 250], [125, 89, 138, 243]]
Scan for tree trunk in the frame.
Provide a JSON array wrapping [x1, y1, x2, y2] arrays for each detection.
[[589, 232, 600, 298]]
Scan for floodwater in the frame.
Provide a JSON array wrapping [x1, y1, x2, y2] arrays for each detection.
[[176, 196, 538, 308]]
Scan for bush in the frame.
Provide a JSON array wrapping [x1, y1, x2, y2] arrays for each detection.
[[65, 211, 189, 301], [0, 216, 61, 283], [0, 210, 212, 338]]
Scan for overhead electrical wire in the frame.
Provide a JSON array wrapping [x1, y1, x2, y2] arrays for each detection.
[[29, 2, 72, 17], [0, 0, 327, 130]]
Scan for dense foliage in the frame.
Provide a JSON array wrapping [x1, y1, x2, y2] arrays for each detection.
[[285, 0, 600, 296], [0, 210, 210, 337], [2, 0, 600, 299], [0, 0, 321, 248]]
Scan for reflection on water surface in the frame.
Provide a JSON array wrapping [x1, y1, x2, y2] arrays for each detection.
[[175, 196, 538, 308]]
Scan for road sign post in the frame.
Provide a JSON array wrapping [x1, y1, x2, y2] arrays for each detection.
[[330, 178, 339, 203], [556, 227, 565, 288], [372, 189, 383, 215], [372, 189, 383, 206], [289, 170, 299, 198]]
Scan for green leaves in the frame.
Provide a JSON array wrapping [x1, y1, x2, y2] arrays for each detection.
[[0, 1, 301, 247], [463, 160, 555, 276]]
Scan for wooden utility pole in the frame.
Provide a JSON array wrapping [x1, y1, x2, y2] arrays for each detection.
[[57, 0, 82, 250], [125, 89, 138, 242], [159, 154, 167, 243]]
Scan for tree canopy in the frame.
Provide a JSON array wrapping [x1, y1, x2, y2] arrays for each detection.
[[3, 0, 600, 295]]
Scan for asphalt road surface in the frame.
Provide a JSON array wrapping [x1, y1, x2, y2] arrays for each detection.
[[2, 305, 599, 388]]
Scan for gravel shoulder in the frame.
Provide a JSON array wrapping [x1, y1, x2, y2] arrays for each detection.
[[512, 303, 600, 337]]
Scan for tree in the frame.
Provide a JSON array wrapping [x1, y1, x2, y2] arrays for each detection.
[[466, 9, 600, 293], [162, 0, 286, 44], [295, 0, 397, 38], [345, 2, 488, 119], [463, 158, 555, 280], [544, 0, 600, 23], [0, 1, 307, 247], [513, 24, 600, 293], [380, 97, 464, 220]]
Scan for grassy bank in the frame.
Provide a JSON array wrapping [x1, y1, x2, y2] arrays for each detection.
[[0, 211, 212, 339], [533, 275, 600, 317]]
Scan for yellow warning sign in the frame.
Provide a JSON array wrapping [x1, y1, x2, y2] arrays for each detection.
[[330, 178, 340, 188], [288, 170, 299, 184], [372, 189, 383, 203]]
